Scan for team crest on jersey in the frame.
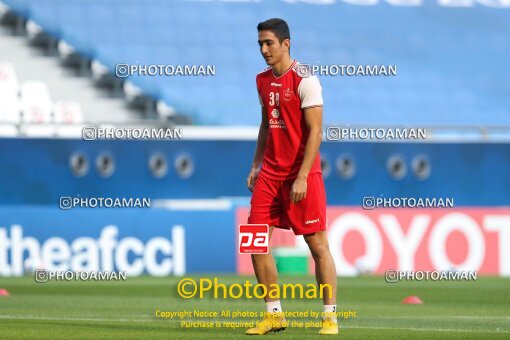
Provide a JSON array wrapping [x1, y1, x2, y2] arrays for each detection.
[[271, 109, 280, 118], [283, 88, 293, 102]]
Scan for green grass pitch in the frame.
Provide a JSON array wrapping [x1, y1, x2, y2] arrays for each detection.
[[0, 275, 509, 339]]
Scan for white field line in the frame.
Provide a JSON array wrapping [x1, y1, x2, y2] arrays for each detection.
[[0, 315, 154, 322], [367, 315, 510, 320], [0, 314, 508, 334], [344, 326, 509, 333]]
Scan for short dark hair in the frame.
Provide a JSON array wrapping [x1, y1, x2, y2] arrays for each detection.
[[257, 18, 290, 43]]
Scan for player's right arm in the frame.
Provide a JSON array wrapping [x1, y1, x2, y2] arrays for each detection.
[[247, 106, 268, 192]]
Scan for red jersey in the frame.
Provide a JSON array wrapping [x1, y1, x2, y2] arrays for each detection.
[[256, 60, 324, 181]]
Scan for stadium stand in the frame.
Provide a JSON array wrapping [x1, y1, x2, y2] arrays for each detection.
[[20, 80, 53, 124], [1, 0, 508, 126], [53, 100, 83, 124], [0, 61, 20, 124], [0, 61, 83, 128]]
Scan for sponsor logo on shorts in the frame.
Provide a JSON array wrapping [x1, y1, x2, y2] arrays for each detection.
[[305, 218, 320, 225]]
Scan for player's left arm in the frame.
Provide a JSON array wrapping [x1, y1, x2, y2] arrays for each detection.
[[291, 105, 323, 203]]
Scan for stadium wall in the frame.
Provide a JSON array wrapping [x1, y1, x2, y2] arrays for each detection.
[[1, 138, 509, 205], [0, 204, 508, 277], [0, 139, 509, 277], [0, 206, 237, 276]]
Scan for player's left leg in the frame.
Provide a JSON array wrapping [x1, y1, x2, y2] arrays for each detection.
[[303, 231, 337, 306], [303, 231, 339, 334], [283, 173, 338, 334]]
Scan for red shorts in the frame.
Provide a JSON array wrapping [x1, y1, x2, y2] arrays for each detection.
[[247, 172, 327, 235]]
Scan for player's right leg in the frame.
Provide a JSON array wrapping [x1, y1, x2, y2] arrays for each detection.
[[251, 226, 278, 304], [246, 226, 288, 335], [245, 175, 288, 335]]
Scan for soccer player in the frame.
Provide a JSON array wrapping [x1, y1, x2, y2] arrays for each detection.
[[245, 18, 338, 335]]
